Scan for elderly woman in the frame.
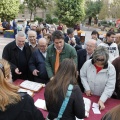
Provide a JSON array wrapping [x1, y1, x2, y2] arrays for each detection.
[[80, 46, 116, 110]]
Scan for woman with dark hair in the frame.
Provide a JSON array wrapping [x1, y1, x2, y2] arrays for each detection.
[[91, 30, 102, 46], [0, 59, 44, 120], [45, 58, 85, 120], [80, 46, 116, 110], [101, 105, 120, 120], [36, 27, 42, 40]]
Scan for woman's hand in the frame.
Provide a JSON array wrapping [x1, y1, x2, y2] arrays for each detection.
[[85, 90, 92, 96], [98, 100, 105, 110]]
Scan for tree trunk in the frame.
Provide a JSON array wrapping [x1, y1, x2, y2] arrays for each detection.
[[94, 17, 98, 24], [33, 8, 37, 20], [88, 17, 92, 25], [30, 11, 32, 22]]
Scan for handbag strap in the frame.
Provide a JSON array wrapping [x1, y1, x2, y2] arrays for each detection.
[[57, 84, 73, 120]]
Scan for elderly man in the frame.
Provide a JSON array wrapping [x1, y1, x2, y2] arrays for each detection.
[[30, 24, 37, 31], [45, 30, 77, 79], [28, 30, 38, 52], [77, 39, 97, 92], [2, 31, 31, 81], [29, 38, 49, 84]]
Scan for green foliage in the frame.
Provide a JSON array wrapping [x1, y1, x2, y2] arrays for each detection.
[[99, 0, 109, 20], [55, 0, 85, 27], [34, 16, 43, 23], [24, 0, 46, 20], [85, 0, 102, 18], [100, 20, 107, 25], [45, 14, 53, 24], [52, 18, 58, 24], [19, 4, 25, 14], [0, 0, 20, 21]]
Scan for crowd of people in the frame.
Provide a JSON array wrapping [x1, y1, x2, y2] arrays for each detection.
[[1, 21, 120, 120]]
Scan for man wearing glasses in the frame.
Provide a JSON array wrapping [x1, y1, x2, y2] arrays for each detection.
[[77, 39, 97, 92], [29, 38, 49, 84]]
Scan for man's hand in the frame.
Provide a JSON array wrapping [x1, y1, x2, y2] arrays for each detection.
[[68, 40, 71, 44], [32, 69, 39, 76], [50, 76, 54, 81], [98, 100, 105, 110], [85, 90, 92, 96], [15, 68, 22, 75]]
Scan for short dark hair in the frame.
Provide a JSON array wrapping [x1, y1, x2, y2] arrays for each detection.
[[91, 30, 99, 38], [67, 28, 74, 35], [106, 31, 115, 37], [52, 30, 64, 41]]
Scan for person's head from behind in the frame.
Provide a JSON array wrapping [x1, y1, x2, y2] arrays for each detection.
[[28, 30, 37, 45], [91, 30, 99, 40], [85, 39, 97, 55], [67, 28, 74, 38], [93, 46, 109, 66], [115, 34, 120, 44], [4, 19, 6, 22], [0, 59, 20, 111], [27, 21, 30, 25], [36, 27, 42, 35], [106, 31, 115, 43], [38, 38, 48, 53], [42, 28, 47, 35], [109, 28, 114, 32], [52, 30, 64, 50], [45, 58, 77, 105], [102, 105, 120, 120], [31, 24, 37, 31], [15, 31, 26, 48]]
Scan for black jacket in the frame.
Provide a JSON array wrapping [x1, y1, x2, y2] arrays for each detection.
[[45, 85, 85, 120], [77, 49, 87, 71], [2, 40, 32, 81], [64, 36, 82, 51], [0, 93, 44, 120], [29, 49, 49, 84]]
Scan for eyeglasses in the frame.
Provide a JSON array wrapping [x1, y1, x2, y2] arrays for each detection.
[[0, 63, 5, 77], [29, 36, 36, 38], [96, 58, 105, 62]]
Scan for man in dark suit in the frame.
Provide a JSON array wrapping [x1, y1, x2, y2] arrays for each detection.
[[29, 38, 49, 84], [12, 18, 17, 38], [77, 39, 97, 92], [64, 28, 82, 51], [2, 31, 31, 81]]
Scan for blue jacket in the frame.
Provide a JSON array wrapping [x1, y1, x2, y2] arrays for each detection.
[[29, 49, 49, 83], [77, 49, 87, 71]]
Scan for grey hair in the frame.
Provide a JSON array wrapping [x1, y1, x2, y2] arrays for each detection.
[[38, 38, 47, 44], [15, 31, 26, 38], [27, 30, 37, 37], [93, 46, 109, 64]]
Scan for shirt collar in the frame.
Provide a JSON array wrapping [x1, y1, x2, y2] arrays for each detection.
[[16, 45, 24, 51], [29, 42, 38, 48]]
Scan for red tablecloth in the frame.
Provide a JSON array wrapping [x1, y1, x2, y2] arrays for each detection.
[[14, 79, 120, 120]]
